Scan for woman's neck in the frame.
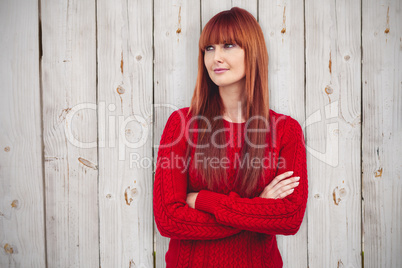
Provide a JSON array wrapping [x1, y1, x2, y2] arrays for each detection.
[[219, 83, 246, 123]]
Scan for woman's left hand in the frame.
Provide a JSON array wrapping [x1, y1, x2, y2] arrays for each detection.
[[186, 192, 199, 209]]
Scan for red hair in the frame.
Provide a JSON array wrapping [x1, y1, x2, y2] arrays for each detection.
[[186, 7, 270, 197]]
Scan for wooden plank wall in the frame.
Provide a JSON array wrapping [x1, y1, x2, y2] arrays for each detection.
[[0, 0, 46, 267], [97, 0, 153, 267], [362, 0, 402, 268], [41, 0, 99, 267], [0, 0, 401, 267], [306, 0, 362, 267]]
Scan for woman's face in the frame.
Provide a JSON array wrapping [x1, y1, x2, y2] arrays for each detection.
[[204, 43, 246, 89]]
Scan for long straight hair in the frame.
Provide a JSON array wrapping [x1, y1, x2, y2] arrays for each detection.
[[186, 7, 270, 198]]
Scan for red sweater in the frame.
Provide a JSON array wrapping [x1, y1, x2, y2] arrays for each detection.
[[153, 107, 308, 268]]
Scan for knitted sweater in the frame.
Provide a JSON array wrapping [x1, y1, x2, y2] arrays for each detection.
[[153, 107, 308, 268]]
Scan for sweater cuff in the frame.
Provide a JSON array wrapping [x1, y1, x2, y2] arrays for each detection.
[[195, 190, 226, 214]]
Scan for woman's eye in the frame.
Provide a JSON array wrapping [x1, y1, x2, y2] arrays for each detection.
[[225, 43, 235, 48], [205, 46, 213, 51]]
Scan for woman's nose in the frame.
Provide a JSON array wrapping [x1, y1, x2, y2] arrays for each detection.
[[214, 47, 223, 62]]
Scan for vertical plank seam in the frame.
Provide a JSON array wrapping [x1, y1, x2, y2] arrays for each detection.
[[303, 0, 309, 267], [200, 0, 202, 33], [94, 0, 101, 267], [38, 0, 48, 266], [256, 0, 259, 23], [360, 0, 364, 267]]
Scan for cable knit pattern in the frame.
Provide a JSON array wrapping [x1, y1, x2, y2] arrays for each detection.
[[153, 107, 308, 268]]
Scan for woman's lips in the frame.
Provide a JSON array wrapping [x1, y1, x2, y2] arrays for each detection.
[[214, 68, 228, 74]]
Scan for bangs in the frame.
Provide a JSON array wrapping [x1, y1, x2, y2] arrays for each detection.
[[199, 12, 245, 52]]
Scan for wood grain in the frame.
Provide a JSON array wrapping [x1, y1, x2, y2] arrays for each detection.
[[362, 0, 402, 267], [97, 0, 154, 267], [41, 0, 99, 266], [306, 0, 362, 267], [0, 0, 46, 267]]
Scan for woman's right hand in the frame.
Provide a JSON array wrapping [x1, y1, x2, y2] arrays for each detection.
[[259, 171, 300, 199]]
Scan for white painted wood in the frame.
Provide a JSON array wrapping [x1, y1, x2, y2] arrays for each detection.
[[259, 1, 307, 267], [306, 0, 362, 267], [0, 0, 46, 267], [362, 0, 402, 267], [97, 0, 154, 267], [41, 0, 99, 267], [153, 0, 201, 266]]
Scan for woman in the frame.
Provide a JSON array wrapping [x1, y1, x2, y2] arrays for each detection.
[[153, 7, 308, 268]]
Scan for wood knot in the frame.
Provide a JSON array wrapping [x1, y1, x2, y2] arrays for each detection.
[[374, 167, 383, 178], [325, 86, 333, 94], [117, 85, 125, 94], [11, 200, 19, 209], [333, 186, 347, 205], [4, 244, 15, 254], [124, 186, 138, 206]]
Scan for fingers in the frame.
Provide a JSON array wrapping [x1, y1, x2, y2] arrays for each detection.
[[272, 180, 299, 198], [270, 176, 300, 194], [275, 188, 295, 199], [264, 171, 294, 192], [272, 171, 294, 185], [260, 171, 301, 199]]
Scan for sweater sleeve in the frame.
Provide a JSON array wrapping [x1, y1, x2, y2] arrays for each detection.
[[195, 116, 308, 236], [153, 110, 242, 240]]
